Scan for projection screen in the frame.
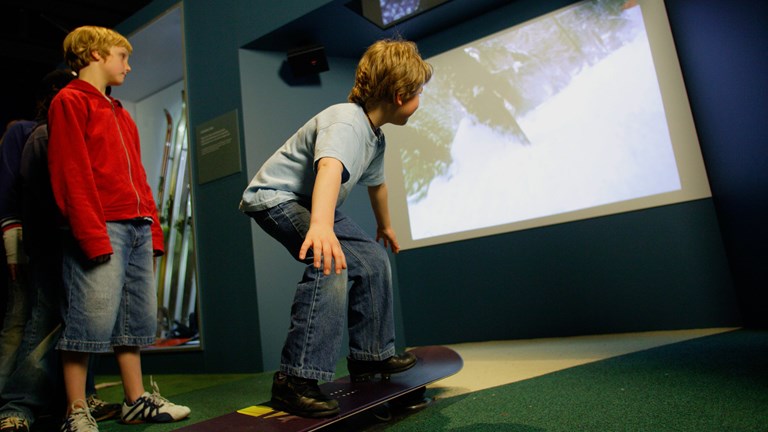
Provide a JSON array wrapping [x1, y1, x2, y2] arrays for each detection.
[[382, 0, 710, 250]]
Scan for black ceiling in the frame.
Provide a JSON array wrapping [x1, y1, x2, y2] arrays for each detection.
[[248, 0, 514, 58], [2, 0, 519, 129], [1, 0, 152, 129]]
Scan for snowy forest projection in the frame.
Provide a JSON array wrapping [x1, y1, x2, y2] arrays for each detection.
[[385, 0, 682, 242]]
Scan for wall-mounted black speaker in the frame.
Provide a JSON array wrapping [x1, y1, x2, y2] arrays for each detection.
[[287, 45, 329, 77]]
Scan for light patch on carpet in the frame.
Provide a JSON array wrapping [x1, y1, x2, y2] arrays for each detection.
[[428, 327, 737, 398]]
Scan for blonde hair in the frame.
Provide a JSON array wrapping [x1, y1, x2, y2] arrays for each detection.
[[63, 26, 133, 72], [348, 38, 432, 107]]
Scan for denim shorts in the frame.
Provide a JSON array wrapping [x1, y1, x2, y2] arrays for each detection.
[[57, 221, 157, 353]]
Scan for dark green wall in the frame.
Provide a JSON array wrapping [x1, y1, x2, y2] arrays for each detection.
[[110, 0, 762, 374], [397, 199, 738, 345], [383, 0, 743, 344], [114, 0, 334, 374], [664, 0, 768, 328]]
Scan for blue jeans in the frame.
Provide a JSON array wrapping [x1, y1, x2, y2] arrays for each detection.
[[0, 327, 63, 424], [251, 200, 395, 382], [0, 269, 29, 393], [0, 244, 108, 424], [0, 250, 64, 424], [57, 221, 157, 353]]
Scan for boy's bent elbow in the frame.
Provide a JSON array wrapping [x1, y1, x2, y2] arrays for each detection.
[[315, 157, 347, 182], [316, 157, 344, 172]]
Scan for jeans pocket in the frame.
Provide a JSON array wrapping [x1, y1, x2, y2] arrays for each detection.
[[251, 202, 312, 262]]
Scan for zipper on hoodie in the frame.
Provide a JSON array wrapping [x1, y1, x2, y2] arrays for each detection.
[[109, 98, 142, 216]]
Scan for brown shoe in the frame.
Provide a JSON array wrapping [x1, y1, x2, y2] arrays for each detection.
[[347, 351, 417, 382], [270, 372, 340, 418], [86, 395, 121, 421]]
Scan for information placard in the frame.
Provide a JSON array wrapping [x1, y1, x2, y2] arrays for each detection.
[[196, 109, 241, 184]]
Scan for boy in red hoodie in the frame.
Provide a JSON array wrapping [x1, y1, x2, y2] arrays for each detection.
[[47, 26, 190, 431]]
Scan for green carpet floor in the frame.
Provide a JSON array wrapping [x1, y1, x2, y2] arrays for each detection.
[[89, 329, 767, 431]]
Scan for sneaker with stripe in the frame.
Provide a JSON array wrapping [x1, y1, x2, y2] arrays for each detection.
[[120, 377, 190, 424], [60, 401, 97, 432]]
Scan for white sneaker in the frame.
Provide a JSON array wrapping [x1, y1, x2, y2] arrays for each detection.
[[60, 401, 98, 432], [121, 377, 191, 423]]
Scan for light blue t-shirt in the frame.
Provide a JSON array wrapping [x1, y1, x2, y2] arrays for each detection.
[[239, 103, 386, 212]]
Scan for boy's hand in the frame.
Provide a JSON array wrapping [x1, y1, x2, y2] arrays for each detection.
[[376, 226, 400, 254], [300, 224, 347, 275]]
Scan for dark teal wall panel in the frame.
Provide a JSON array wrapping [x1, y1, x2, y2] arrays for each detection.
[[114, 0, 761, 373], [112, 0, 333, 374], [664, 0, 768, 327], [396, 199, 739, 345]]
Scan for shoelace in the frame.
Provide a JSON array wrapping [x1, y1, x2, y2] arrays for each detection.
[[147, 376, 176, 406], [64, 401, 96, 430], [86, 395, 106, 409]]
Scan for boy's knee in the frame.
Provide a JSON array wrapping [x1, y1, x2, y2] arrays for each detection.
[[363, 247, 392, 280]]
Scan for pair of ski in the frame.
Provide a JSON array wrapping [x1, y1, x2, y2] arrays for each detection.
[[155, 91, 196, 340]]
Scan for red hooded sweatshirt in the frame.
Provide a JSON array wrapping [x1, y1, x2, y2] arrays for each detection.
[[48, 79, 164, 260]]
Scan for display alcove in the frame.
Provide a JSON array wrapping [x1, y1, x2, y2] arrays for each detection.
[[111, 4, 201, 351]]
